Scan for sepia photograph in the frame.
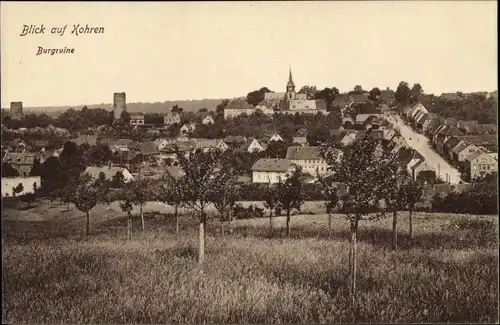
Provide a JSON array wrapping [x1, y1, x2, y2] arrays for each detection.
[[1, 1, 498, 323]]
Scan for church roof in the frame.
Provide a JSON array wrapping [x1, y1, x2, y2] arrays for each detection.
[[287, 67, 295, 87]]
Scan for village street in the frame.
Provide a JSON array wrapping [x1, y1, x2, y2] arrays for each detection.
[[385, 113, 463, 184]]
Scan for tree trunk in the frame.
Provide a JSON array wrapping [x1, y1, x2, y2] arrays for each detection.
[[140, 204, 145, 231], [350, 217, 359, 307], [392, 210, 398, 251], [67, 202, 70, 210], [286, 210, 291, 237], [85, 211, 90, 236], [198, 210, 205, 264], [408, 208, 413, 240], [269, 209, 273, 237], [328, 213, 332, 238], [228, 209, 233, 234], [175, 205, 179, 234], [127, 211, 132, 240], [220, 212, 224, 236]]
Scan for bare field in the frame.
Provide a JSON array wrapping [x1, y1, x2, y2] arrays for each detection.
[[2, 200, 499, 323]]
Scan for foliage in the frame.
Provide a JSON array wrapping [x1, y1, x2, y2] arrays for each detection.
[[207, 168, 238, 221], [72, 174, 99, 214], [246, 87, 272, 106], [395, 81, 411, 106], [2, 162, 19, 177]]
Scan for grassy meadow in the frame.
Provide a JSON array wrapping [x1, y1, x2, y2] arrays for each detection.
[[2, 199, 499, 323]]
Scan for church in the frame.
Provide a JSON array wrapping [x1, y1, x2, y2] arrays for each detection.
[[256, 68, 327, 115]]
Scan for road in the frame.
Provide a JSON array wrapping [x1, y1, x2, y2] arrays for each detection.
[[385, 113, 462, 184]]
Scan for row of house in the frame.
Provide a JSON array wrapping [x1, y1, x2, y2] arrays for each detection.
[[403, 102, 497, 180], [129, 112, 215, 127]]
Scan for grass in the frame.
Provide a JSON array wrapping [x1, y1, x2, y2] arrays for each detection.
[[2, 200, 499, 323]]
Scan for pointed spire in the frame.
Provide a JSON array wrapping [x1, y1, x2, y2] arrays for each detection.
[[288, 65, 293, 83]]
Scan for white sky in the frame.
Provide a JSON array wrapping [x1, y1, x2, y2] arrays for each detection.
[[1, 1, 497, 108]]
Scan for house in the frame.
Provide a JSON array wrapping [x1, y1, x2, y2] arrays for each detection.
[[444, 117, 458, 127], [71, 134, 98, 147], [340, 131, 357, 147], [114, 139, 134, 152], [269, 133, 284, 142], [409, 103, 428, 120], [164, 112, 181, 126], [82, 166, 135, 183], [130, 113, 145, 126], [442, 136, 462, 161], [202, 115, 215, 125], [192, 138, 228, 153], [451, 141, 482, 165], [251, 158, 296, 184], [465, 152, 498, 180], [415, 113, 432, 130], [355, 114, 382, 125], [436, 127, 463, 152], [342, 115, 355, 127], [224, 98, 256, 119], [224, 135, 247, 147], [1, 176, 41, 197], [457, 120, 477, 135], [2, 152, 37, 177], [179, 124, 196, 135], [410, 159, 436, 182], [424, 118, 444, 137], [138, 142, 160, 158], [154, 138, 175, 151], [292, 136, 308, 146], [285, 146, 334, 176], [241, 138, 265, 153]]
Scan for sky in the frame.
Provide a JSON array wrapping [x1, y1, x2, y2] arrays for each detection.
[[1, 1, 497, 108]]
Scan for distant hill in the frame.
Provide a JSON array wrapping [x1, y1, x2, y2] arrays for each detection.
[[22, 98, 237, 117]]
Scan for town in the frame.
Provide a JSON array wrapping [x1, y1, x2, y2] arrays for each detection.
[[2, 2, 498, 324]]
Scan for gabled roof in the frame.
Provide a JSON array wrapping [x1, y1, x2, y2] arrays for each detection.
[[452, 141, 471, 154], [3, 152, 37, 165], [139, 142, 159, 155], [116, 138, 134, 146], [72, 134, 98, 146], [465, 151, 484, 162], [285, 146, 323, 160], [443, 136, 461, 151], [251, 158, 295, 172], [292, 136, 308, 145], [224, 135, 247, 144], [164, 166, 184, 180], [240, 138, 263, 151]]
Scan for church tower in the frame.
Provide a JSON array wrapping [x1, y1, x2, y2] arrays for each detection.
[[286, 66, 296, 100]]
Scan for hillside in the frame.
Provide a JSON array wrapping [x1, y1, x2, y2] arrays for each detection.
[[22, 98, 233, 117]]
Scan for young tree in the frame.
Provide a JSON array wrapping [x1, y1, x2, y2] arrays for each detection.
[[131, 178, 155, 231], [263, 184, 278, 237], [401, 177, 424, 240], [207, 168, 238, 236], [175, 147, 223, 263], [158, 178, 184, 234], [116, 183, 135, 240], [72, 174, 99, 236], [320, 131, 397, 307], [318, 175, 340, 238], [383, 159, 408, 251], [275, 168, 306, 237]]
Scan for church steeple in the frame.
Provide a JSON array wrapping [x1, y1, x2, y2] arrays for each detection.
[[286, 65, 296, 100]]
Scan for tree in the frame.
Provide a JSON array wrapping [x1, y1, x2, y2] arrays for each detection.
[[72, 174, 99, 236], [246, 87, 272, 106], [298, 85, 318, 99], [263, 184, 278, 237], [411, 83, 423, 103], [320, 131, 397, 307], [199, 107, 208, 113], [2, 162, 18, 177], [207, 168, 238, 236], [29, 157, 42, 176], [117, 184, 135, 240], [275, 168, 306, 237], [306, 125, 330, 146], [130, 177, 155, 231], [352, 85, 364, 94], [395, 81, 411, 105], [171, 104, 183, 114], [264, 140, 288, 158], [216, 99, 230, 115], [401, 177, 424, 240], [12, 183, 24, 197], [175, 147, 223, 263], [318, 175, 340, 237], [158, 177, 184, 234], [368, 87, 381, 102]]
